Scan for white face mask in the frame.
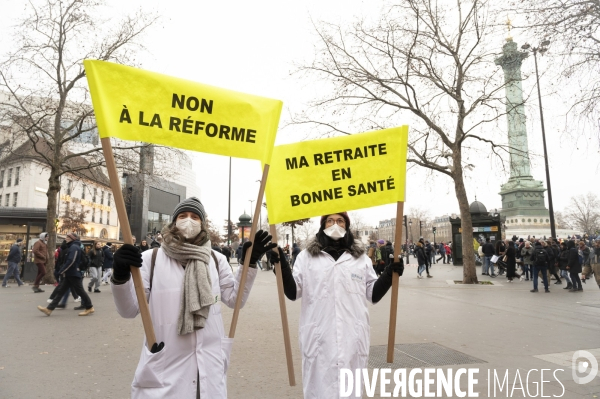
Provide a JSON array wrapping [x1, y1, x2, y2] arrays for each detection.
[[176, 217, 202, 239], [323, 224, 346, 240]]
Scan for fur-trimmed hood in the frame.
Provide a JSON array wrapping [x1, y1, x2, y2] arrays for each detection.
[[305, 236, 365, 258]]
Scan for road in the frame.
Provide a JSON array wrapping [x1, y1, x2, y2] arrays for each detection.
[[1, 262, 599, 398]]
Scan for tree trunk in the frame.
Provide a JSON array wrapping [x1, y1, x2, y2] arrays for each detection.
[[452, 160, 478, 284], [42, 171, 61, 284]]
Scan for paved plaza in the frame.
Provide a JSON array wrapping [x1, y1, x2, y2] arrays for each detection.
[[1, 261, 599, 398]]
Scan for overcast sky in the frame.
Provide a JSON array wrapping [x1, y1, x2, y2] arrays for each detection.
[[1, 0, 598, 233]]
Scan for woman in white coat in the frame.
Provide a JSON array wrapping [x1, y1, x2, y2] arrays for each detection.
[[111, 197, 275, 398], [271, 212, 404, 398]]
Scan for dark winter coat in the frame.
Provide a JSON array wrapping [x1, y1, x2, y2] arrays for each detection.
[[415, 243, 429, 265], [505, 245, 518, 278], [567, 242, 581, 274], [102, 245, 114, 269], [530, 243, 550, 268], [6, 243, 22, 263], [89, 247, 104, 268], [58, 239, 84, 277], [381, 242, 394, 266], [482, 242, 495, 257], [558, 247, 569, 270]]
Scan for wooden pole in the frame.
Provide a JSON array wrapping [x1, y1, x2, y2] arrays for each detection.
[[387, 201, 405, 363], [100, 138, 156, 350], [269, 224, 296, 386], [229, 164, 270, 338]]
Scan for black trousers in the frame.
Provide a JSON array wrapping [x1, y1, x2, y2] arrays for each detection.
[[47, 276, 92, 310]]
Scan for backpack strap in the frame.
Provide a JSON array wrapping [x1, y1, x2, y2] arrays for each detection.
[[211, 250, 219, 272]]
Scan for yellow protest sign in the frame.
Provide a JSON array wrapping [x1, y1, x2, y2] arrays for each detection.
[[265, 126, 408, 224], [84, 60, 283, 163]]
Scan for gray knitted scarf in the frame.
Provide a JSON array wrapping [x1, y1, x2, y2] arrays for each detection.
[[161, 229, 213, 335]]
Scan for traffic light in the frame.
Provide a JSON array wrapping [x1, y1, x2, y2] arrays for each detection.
[[433, 227, 437, 233]]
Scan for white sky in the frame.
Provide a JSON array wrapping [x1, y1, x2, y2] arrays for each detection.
[[0, 0, 598, 231]]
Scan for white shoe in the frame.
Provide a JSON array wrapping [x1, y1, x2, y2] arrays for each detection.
[[74, 297, 81, 302], [417, 274, 423, 279], [46, 299, 52, 303]]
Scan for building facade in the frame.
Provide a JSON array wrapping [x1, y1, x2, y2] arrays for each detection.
[[431, 215, 453, 244]]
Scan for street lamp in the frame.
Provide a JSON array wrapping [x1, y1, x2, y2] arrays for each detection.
[[409, 219, 413, 243], [521, 40, 556, 239], [249, 200, 255, 220]]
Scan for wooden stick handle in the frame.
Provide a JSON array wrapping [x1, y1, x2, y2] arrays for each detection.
[[101, 138, 156, 349], [269, 224, 296, 386], [229, 164, 270, 338], [387, 201, 404, 363]]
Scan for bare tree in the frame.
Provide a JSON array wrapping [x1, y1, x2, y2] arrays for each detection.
[[295, 0, 512, 283], [222, 219, 239, 244], [0, 0, 157, 282], [406, 207, 431, 243], [58, 205, 90, 237], [293, 220, 317, 248], [512, 0, 600, 138], [562, 192, 600, 235], [206, 219, 223, 246]]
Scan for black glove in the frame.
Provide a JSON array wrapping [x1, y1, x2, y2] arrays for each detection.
[[113, 244, 142, 282], [270, 247, 290, 272], [240, 230, 277, 265], [150, 341, 165, 354], [385, 259, 404, 277]]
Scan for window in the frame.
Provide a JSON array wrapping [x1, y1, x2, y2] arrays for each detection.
[[108, 193, 111, 207], [107, 211, 110, 225], [91, 210, 95, 223], [81, 184, 86, 200], [93, 188, 97, 202], [100, 191, 104, 205], [14, 167, 20, 186], [99, 210, 103, 225], [0, 170, 4, 188], [4, 193, 9, 207], [0, 194, 2, 206], [67, 179, 72, 195], [7, 169, 12, 187], [12, 193, 17, 207]]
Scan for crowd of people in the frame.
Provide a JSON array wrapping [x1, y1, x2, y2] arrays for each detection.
[[477, 235, 600, 292]]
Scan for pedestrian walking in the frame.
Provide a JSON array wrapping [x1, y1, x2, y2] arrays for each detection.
[[530, 240, 550, 293], [270, 212, 404, 398], [37, 233, 94, 316], [2, 238, 25, 288], [557, 241, 572, 290], [101, 242, 114, 285], [110, 197, 275, 398], [416, 240, 432, 278], [520, 241, 534, 281], [87, 241, 104, 293], [482, 238, 496, 277], [437, 242, 447, 263], [567, 240, 583, 292], [32, 233, 49, 293], [504, 239, 520, 282]]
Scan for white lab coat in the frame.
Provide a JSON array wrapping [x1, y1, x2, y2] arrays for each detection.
[[292, 242, 378, 399], [112, 248, 256, 399]]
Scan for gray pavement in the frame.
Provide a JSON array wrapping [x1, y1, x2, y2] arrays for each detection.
[[1, 262, 599, 398]]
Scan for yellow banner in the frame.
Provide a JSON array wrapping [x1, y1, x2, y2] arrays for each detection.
[[265, 126, 408, 224], [84, 60, 283, 163]]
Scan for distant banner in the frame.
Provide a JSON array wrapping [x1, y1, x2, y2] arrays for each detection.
[[265, 126, 408, 224], [84, 60, 282, 163]]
